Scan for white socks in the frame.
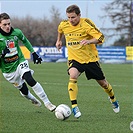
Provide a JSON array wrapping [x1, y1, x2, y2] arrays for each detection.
[[20, 91, 36, 100], [32, 82, 50, 105]]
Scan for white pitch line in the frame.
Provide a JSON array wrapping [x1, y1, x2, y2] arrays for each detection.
[[42, 82, 127, 87]]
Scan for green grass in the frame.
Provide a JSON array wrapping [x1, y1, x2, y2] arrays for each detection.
[[0, 62, 132, 133]]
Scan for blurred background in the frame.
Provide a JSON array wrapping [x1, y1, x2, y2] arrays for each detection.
[[0, 0, 133, 63]]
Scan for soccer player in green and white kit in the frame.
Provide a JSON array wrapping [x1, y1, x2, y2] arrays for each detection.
[[0, 13, 56, 112], [56, 5, 120, 118]]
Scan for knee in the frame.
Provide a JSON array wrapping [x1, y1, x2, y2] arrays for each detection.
[[69, 68, 80, 79], [22, 72, 36, 87], [99, 80, 108, 89]]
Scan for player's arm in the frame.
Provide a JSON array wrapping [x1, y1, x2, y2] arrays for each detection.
[[56, 32, 63, 51], [17, 29, 35, 53], [80, 38, 100, 45], [18, 29, 42, 64], [82, 19, 104, 45]]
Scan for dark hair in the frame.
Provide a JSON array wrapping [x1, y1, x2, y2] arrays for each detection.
[[0, 13, 10, 22], [66, 5, 80, 15]]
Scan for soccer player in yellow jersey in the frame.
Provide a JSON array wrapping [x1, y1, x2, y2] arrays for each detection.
[[56, 5, 120, 118]]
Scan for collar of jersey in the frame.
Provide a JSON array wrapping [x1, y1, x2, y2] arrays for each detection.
[[0, 27, 13, 36]]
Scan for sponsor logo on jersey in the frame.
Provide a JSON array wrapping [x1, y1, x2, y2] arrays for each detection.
[[7, 40, 15, 48]]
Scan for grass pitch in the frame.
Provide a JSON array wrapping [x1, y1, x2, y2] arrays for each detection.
[[0, 62, 132, 133]]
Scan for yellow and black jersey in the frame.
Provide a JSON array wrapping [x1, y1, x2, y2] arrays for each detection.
[[58, 18, 104, 63]]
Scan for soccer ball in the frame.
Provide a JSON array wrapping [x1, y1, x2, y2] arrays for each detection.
[[55, 104, 71, 120]]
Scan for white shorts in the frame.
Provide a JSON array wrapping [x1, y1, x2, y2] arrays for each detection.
[[3, 60, 34, 89]]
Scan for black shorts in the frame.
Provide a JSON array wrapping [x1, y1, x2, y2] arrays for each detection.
[[68, 60, 105, 80]]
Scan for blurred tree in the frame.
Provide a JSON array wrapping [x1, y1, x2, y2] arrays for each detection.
[[113, 36, 129, 46], [12, 15, 44, 46], [100, 0, 133, 46], [11, 6, 63, 46], [45, 5, 62, 46]]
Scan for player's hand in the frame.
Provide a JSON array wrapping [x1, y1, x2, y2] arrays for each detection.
[[32, 52, 42, 64], [80, 40, 90, 45], [80, 38, 99, 45], [1, 47, 10, 58], [56, 41, 62, 51]]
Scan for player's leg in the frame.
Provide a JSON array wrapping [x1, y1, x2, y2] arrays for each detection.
[[96, 79, 119, 113], [94, 62, 119, 113], [22, 71, 56, 111], [3, 69, 41, 107], [85, 62, 119, 113], [19, 82, 42, 107], [97, 79, 115, 101], [68, 67, 81, 118]]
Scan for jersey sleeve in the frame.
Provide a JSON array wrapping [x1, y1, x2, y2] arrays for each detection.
[[58, 22, 63, 34], [17, 29, 34, 53], [58, 20, 69, 34], [84, 19, 104, 44]]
